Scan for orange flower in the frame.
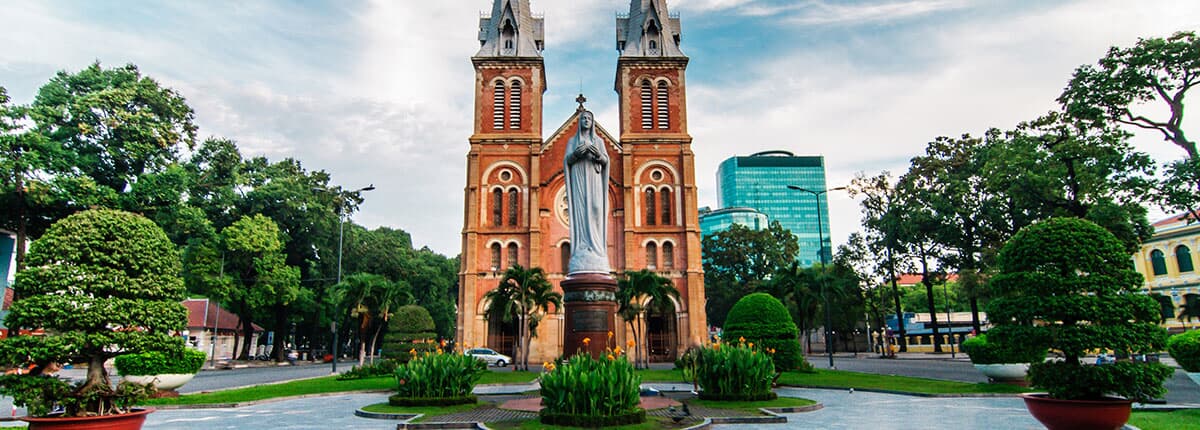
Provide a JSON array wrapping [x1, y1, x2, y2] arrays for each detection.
[[607, 354, 615, 360], [410, 348, 417, 355], [583, 337, 592, 346], [608, 330, 614, 339], [739, 336, 746, 343], [627, 339, 635, 348], [748, 342, 754, 349], [614, 346, 623, 355]]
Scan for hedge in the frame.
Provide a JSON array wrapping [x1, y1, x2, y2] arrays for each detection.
[[722, 293, 808, 371], [114, 349, 207, 376]]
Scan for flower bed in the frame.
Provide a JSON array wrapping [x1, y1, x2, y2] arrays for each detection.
[[696, 340, 777, 401], [539, 348, 644, 428], [389, 350, 486, 406]]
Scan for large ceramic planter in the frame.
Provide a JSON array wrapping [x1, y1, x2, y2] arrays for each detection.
[[974, 363, 1029, 383], [1020, 393, 1131, 430], [21, 408, 153, 430], [122, 373, 196, 391]]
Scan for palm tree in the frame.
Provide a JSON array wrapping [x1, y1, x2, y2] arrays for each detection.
[[332, 273, 412, 366], [1180, 293, 1200, 329], [485, 264, 560, 371], [617, 270, 679, 369]]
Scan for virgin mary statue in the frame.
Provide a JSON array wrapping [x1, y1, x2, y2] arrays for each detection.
[[563, 109, 610, 274]]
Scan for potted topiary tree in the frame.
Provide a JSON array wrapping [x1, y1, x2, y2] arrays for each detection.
[[1167, 330, 1200, 386], [960, 334, 1045, 385], [987, 218, 1173, 430], [115, 349, 207, 395], [380, 305, 437, 363], [0, 209, 190, 430]]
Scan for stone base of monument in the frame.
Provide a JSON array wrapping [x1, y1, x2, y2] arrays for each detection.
[[561, 273, 618, 358]]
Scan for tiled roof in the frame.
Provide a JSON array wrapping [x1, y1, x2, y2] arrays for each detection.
[[183, 299, 262, 332], [1152, 213, 1193, 228], [893, 273, 959, 286]]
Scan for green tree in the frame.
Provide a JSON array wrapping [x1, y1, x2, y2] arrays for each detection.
[[0, 209, 188, 417], [848, 172, 910, 351], [617, 269, 679, 369], [702, 222, 799, 327], [330, 273, 412, 365], [484, 265, 561, 371], [1060, 31, 1199, 219]]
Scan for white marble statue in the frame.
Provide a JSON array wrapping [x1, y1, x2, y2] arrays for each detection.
[[563, 108, 611, 274]]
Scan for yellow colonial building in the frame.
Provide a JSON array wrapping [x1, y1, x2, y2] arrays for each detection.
[[1133, 214, 1200, 333]]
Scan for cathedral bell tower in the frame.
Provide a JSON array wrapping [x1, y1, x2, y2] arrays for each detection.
[[458, 0, 547, 353]]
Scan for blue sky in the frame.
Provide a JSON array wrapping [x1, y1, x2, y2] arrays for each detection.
[[1, 0, 1197, 256]]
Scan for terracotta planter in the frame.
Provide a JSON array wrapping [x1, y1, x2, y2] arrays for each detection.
[[21, 408, 153, 430], [122, 373, 196, 391], [1020, 393, 1131, 430], [974, 363, 1029, 383]]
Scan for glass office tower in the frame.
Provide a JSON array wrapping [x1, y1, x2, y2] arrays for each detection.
[[698, 207, 769, 238], [716, 151, 831, 267]]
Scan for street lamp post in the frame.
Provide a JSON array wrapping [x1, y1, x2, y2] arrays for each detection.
[[330, 185, 375, 374], [787, 185, 846, 369], [943, 282, 955, 358]]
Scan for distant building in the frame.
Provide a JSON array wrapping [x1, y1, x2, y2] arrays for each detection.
[[183, 299, 263, 361], [716, 150, 831, 266], [698, 206, 768, 238], [1132, 214, 1200, 333]]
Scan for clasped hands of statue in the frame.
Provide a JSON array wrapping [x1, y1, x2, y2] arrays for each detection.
[[569, 144, 605, 173]]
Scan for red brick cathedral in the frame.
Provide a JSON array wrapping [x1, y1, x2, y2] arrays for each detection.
[[457, 0, 707, 363]]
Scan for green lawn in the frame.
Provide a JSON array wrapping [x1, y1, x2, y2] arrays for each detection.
[[776, 369, 1030, 395], [635, 369, 687, 383], [142, 370, 537, 406], [359, 402, 485, 422], [686, 396, 816, 413], [1129, 409, 1200, 430]]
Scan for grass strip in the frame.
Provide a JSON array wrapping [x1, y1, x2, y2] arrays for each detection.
[[1128, 409, 1200, 430], [143, 369, 539, 406], [635, 369, 687, 383], [686, 396, 816, 413], [359, 402, 485, 422], [776, 369, 1030, 395]]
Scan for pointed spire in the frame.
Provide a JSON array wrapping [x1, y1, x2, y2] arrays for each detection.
[[616, 0, 684, 58], [477, 0, 544, 58]]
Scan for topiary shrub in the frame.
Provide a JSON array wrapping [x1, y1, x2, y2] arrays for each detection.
[[381, 305, 437, 363], [695, 340, 776, 401], [390, 350, 486, 406], [539, 352, 644, 427], [961, 334, 1045, 365], [986, 218, 1173, 401], [115, 349, 207, 376], [0, 209, 189, 417], [722, 293, 809, 371], [1167, 330, 1200, 372]]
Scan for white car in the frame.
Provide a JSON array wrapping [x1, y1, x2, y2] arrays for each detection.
[[465, 348, 511, 367]]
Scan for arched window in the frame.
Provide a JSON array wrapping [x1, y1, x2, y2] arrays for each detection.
[[662, 242, 674, 270], [640, 80, 653, 129], [656, 81, 669, 129], [491, 243, 502, 270], [509, 81, 522, 129], [492, 189, 503, 227], [493, 81, 506, 129], [660, 188, 672, 225], [508, 243, 519, 268], [1150, 250, 1168, 276], [645, 189, 656, 226], [1177, 245, 1195, 273], [646, 242, 658, 270], [560, 242, 571, 274], [501, 20, 515, 55], [507, 189, 519, 226], [648, 40, 658, 53]]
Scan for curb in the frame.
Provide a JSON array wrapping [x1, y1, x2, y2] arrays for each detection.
[[778, 384, 1025, 398], [148, 389, 392, 409], [353, 409, 419, 420]]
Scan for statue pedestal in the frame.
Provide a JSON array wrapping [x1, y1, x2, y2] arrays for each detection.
[[561, 273, 618, 358]]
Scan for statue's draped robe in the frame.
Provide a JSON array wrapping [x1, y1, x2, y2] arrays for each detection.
[[564, 112, 610, 274]]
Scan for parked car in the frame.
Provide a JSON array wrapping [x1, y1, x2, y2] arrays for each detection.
[[465, 348, 511, 367]]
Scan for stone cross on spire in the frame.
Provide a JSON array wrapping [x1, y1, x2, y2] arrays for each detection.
[[576, 93, 588, 111]]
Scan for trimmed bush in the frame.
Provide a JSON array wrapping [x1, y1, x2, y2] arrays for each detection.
[[696, 341, 777, 401], [722, 293, 808, 371], [381, 305, 437, 363], [960, 334, 1045, 365], [540, 352, 644, 426], [115, 349, 207, 376], [390, 350, 486, 406], [337, 359, 400, 380], [986, 218, 1172, 401], [1167, 330, 1200, 372]]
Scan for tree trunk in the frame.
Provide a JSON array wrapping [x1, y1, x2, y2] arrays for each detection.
[[368, 318, 386, 365], [272, 303, 288, 362], [13, 153, 25, 274], [358, 313, 370, 366], [241, 317, 255, 360], [232, 318, 242, 361], [920, 250, 942, 353]]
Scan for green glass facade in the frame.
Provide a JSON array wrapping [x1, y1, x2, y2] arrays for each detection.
[[699, 207, 768, 238], [716, 152, 831, 267]]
